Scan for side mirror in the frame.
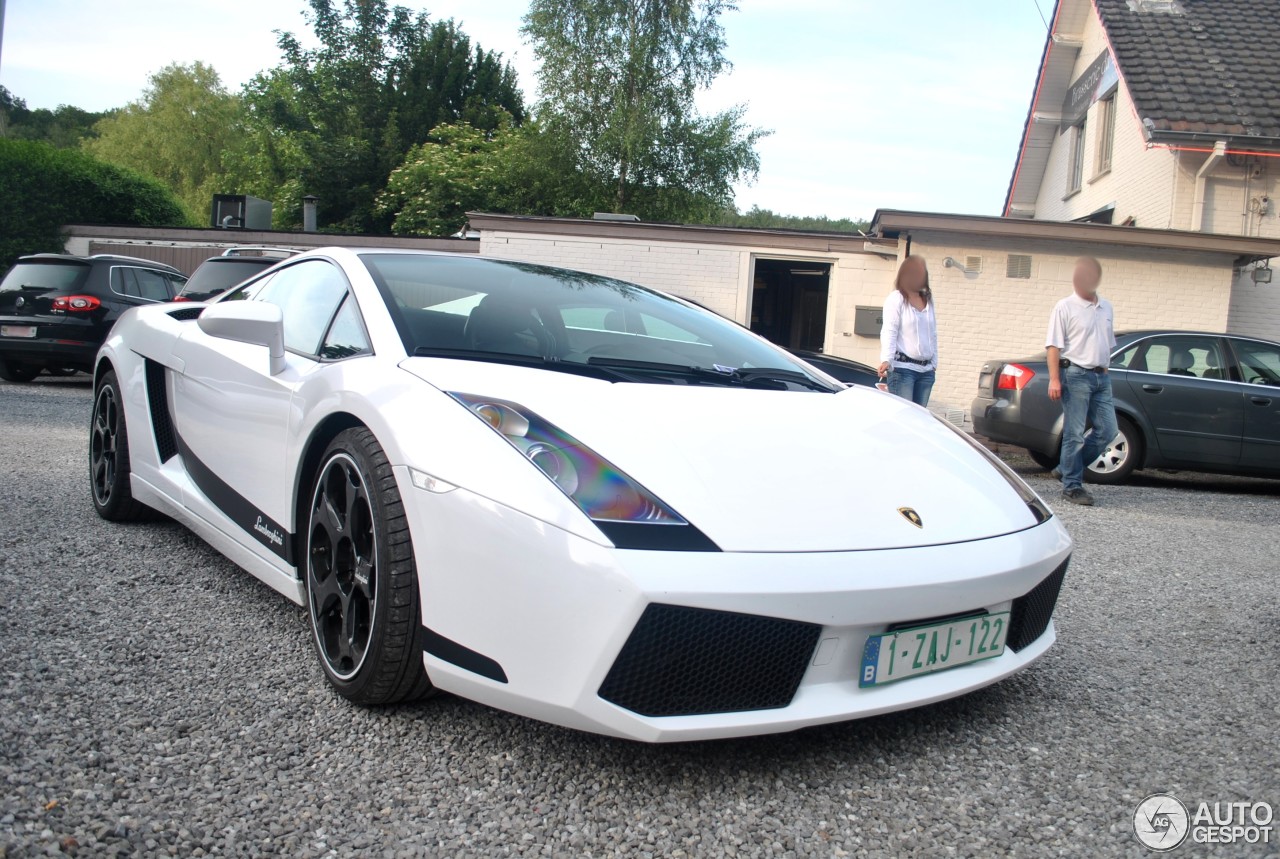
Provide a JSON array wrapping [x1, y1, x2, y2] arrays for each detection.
[[197, 301, 287, 375]]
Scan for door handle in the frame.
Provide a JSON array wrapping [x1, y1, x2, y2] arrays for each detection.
[[1141, 384, 1163, 393], [1251, 396, 1273, 406]]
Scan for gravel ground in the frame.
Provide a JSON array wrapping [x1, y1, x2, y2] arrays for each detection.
[[1, 375, 1278, 858]]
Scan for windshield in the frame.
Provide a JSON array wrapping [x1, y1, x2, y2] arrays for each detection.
[[361, 254, 836, 390], [180, 259, 275, 301]]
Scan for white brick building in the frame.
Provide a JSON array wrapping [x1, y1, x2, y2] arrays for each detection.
[[1005, 0, 1280, 342]]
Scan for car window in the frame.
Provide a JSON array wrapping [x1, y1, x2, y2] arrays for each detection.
[[1131, 336, 1226, 380], [181, 259, 274, 300], [133, 268, 174, 302], [111, 267, 139, 298], [1231, 339, 1280, 386], [1110, 342, 1141, 369], [0, 262, 90, 294], [319, 295, 371, 360], [251, 260, 350, 356]]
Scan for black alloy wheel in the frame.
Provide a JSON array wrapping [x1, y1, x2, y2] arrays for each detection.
[[305, 428, 433, 705], [89, 371, 150, 521]]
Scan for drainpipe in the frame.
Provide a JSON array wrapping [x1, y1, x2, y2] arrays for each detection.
[[1190, 141, 1226, 232]]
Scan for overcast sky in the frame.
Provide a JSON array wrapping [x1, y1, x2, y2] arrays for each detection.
[[0, 0, 1051, 221]]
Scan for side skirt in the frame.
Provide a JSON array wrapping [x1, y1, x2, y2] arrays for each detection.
[[130, 473, 305, 606]]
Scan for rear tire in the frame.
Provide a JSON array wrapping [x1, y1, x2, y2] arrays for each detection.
[[89, 371, 152, 521], [1085, 414, 1143, 485], [1026, 448, 1058, 470], [0, 360, 39, 382], [305, 427, 434, 705]]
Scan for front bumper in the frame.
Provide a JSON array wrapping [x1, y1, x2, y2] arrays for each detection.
[[396, 466, 1074, 742]]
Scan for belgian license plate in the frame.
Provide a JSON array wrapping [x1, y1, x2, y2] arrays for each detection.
[[860, 612, 1009, 687], [1, 325, 36, 338]]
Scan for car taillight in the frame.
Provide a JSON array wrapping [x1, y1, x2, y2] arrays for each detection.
[[172, 295, 191, 302], [996, 363, 1034, 390], [51, 295, 101, 313]]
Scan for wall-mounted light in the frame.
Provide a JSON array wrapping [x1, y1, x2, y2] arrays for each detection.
[[1252, 261, 1272, 284]]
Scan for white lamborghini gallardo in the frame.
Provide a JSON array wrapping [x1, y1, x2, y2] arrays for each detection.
[[89, 248, 1072, 742]]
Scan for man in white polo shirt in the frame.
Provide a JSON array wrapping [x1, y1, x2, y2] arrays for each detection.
[[1046, 256, 1118, 506]]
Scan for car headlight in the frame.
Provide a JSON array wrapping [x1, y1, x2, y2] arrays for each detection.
[[934, 415, 1053, 524], [449, 393, 717, 551]]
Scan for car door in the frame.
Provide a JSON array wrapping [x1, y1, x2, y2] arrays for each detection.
[[1227, 337, 1280, 472], [1124, 334, 1243, 467], [169, 259, 351, 564]]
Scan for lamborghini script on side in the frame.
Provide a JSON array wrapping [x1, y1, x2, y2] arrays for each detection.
[[89, 248, 1072, 742]]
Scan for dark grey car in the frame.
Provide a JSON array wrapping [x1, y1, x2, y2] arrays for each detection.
[[971, 330, 1280, 483]]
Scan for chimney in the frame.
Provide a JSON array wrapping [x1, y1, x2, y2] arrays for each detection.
[[302, 195, 319, 232]]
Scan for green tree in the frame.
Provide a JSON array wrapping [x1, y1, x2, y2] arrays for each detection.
[[0, 139, 189, 274], [521, 0, 766, 219], [84, 63, 245, 223], [241, 0, 525, 232], [378, 120, 517, 236], [705, 205, 871, 233], [1, 86, 110, 148]]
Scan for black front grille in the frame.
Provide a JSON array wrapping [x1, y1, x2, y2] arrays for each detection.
[[1007, 558, 1069, 652], [167, 307, 204, 321], [144, 359, 178, 462], [598, 604, 821, 717]]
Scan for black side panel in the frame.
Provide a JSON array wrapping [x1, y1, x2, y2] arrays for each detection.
[[172, 428, 295, 566], [1007, 558, 1069, 652], [421, 626, 508, 683], [599, 604, 821, 717], [144, 359, 178, 462]]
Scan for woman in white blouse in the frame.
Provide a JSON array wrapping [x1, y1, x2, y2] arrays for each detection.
[[877, 255, 938, 406]]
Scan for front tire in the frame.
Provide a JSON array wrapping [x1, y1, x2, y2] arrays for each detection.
[[1085, 414, 1143, 485], [0, 360, 39, 382], [305, 428, 434, 705], [90, 371, 151, 521]]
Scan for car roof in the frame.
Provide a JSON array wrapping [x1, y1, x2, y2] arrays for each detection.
[[19, 252, 182, 274], [1117, 329, 1280, 346]]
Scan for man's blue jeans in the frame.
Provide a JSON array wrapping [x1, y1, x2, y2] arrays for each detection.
[[888, 367, 935, 406], [1058, 365, 1118, 490]]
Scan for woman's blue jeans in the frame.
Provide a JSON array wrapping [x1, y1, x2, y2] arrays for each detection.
[[888, 367, 935, 406]]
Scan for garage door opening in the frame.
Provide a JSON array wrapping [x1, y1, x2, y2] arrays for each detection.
[[749, 259, 831, 352]]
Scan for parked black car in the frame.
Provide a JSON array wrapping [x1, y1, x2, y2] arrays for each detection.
[[971, 330, 1280, 483], [175, 247, 296, 303], [0, 253, 187, 381], [789, 349, 880, 388]]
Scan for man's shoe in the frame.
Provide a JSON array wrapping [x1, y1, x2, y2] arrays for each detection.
[[1050, 467, 1062, 480], [1062, 487, 1094, 506]]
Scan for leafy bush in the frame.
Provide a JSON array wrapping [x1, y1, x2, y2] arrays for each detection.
[[0, 138, 190, 274]]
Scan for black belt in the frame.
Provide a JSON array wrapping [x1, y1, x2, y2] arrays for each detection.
[[1060, 359, 1108, 373], [895, 351, 932, 366]]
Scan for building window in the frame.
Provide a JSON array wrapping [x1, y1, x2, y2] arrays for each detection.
[[1095, 97, 1115, 175], [1067, 119, 1087, 195]]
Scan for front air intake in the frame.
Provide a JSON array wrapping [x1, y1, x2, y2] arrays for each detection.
[[598, 604, 821, 717]]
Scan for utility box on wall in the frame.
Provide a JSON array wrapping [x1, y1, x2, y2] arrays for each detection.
[[854, 305, 883, 337], [211, 194, 273, 230]]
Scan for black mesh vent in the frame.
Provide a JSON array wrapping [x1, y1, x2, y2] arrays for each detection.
[[1007, 558, 1069, 652], [167, 307, 204, 321], [598, 604, 821, 717], [144, 359, 178, 462]]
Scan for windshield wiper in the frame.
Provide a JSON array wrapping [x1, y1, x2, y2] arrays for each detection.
[[586, 357, 837, 391], [413, 347, 636, 382]]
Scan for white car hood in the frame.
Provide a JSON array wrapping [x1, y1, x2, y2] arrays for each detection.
[[402, 358, 1044, 552]]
